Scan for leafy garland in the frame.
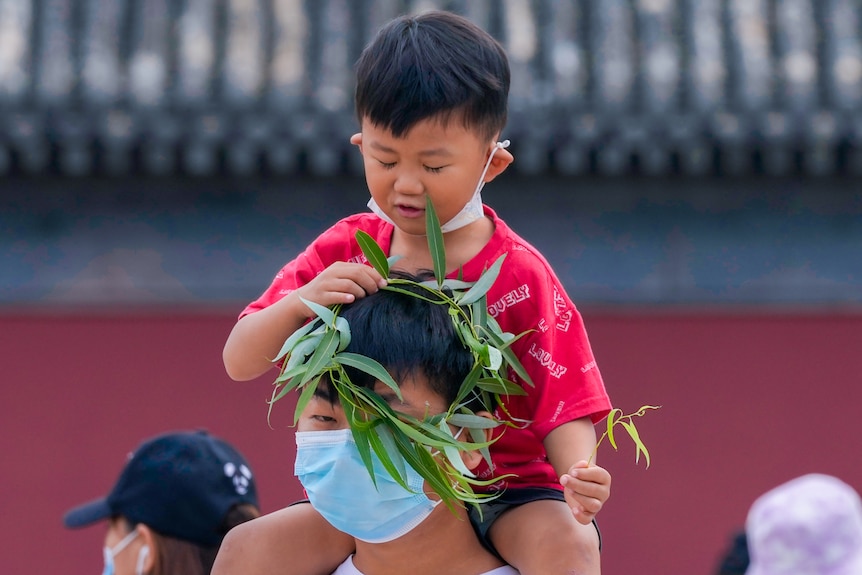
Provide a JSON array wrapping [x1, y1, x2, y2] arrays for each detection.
[[268, 197, 533, 510]]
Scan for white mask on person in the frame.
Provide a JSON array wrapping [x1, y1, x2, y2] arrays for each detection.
[[294, 428, 440, 543], [102, 529, 145, 575], [367, 140, 511, 233]]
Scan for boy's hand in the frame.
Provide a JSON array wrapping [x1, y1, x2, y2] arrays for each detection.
[[559, 460, 611, 525], [295, 262, 386, 316]]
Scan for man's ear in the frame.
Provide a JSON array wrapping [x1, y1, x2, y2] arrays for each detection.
[[459, 411, 495, 472], [135, 524, 157, 573], [482, 144, 514, 183], [350, 132, 363, 151]]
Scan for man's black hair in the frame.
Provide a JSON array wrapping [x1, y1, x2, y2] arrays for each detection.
[[328, 270, 475, 411], [354, 10, 510, 142]]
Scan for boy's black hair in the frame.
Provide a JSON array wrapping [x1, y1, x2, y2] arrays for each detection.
[[354, 10, 510, 142], [328, 270, 475, 410]]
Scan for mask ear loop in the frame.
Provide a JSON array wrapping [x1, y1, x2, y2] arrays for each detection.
[[475, 140, 510, 194], [437, 139, 511, 233], [135, 545, 150, 575], [107, 528, 139, 557]]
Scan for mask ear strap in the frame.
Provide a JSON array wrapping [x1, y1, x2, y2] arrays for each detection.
[[108, 528, 140, 557], [476, 140, 510, 190], [135, 545, 150, 575]]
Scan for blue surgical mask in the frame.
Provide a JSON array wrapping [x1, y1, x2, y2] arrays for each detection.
[[294, 428, 440, 543], [367, 140, 511, 233], [102, 529, 138, 575]]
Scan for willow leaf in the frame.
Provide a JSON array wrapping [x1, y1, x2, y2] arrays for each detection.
[[457, 322, 482, 351], [606, 408, 622, 450], [446, 413, 503, 430], [333, 353, 402, 400], [355, 230, 390, 277], [453, 363, 483, 408], [480, 326, 534, 387], [425, 196, 446, 286], [346, 412, 378, 488], [440, 278, 475, 291], [300, 298, 337, 327], [335, 321, 351, 351], [299, 329, 339, 385], [274, 318, 321, 361], [472, 299, 488, 331], [399, 413, 462, 445], [269, 379, 303, 411], [293, 376, 321, 425], [442, 442, 475, 477], [273, 362, 309, 386], [458, 254, 507, 305], [619, 419, 651, 467], [483, 345, 503, 371], [381, 285, 447, 305], [396, 432, 461, 512], [388, 415, 453, 449], [476, 377, 529, 397], [283, 333, 322, 372], [375, 424, 408, 479], [464, 425, 495, 468], [367, 425, 412, 491]]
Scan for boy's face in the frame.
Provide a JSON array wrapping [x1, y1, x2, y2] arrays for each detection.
[[351, 117, 512, 237]]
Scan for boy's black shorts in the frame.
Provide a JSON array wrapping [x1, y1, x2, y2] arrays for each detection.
[[467, 486, 602, 559]]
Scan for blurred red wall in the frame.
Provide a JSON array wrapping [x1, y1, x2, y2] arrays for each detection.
[[2, 308, 860, 574]]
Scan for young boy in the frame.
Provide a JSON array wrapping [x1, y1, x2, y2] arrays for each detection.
[[223, 10, 612, 575]]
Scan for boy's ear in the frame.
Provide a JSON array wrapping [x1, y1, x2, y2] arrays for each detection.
[[482, 145, 514, 183], [350, 132, 363, 151]]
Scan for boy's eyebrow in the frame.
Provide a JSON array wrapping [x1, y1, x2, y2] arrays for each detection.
[[369, 141, 453, 158]]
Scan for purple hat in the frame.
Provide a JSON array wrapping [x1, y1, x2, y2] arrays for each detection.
[[745, 473, 862, 575]]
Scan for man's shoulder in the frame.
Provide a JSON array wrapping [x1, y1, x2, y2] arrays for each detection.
[[331, 555, 362, 574], [330, 555, 519, 575]]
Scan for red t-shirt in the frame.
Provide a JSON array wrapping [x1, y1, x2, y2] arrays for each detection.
[[242, 206, 612, 490]]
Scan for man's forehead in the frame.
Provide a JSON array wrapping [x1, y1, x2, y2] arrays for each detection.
[[313, 376, 445, 419]]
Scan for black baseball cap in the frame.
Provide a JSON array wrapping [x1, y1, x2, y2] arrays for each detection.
[[63, 430, 259, 547]]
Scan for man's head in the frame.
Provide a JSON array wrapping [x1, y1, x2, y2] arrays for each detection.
[[293, 272, 492, 543], [302, 269, 488, 428], [354, 10, 510, 143]]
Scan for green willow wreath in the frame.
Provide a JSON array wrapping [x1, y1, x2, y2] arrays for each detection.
[[268, 197, 533, 510]]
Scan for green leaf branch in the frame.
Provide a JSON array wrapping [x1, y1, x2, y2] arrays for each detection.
[[588, 405, 662, 468]]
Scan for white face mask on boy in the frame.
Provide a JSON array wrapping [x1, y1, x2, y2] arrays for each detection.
[[367, 140, 511, 233]]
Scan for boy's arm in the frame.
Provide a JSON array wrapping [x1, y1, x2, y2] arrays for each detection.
[[223, 291, 315, 381], [544, 417, 611, 525], [223, 262, 386, 381]]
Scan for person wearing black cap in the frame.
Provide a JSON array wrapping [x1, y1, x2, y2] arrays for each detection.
[[64, 429, 261, 575]]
